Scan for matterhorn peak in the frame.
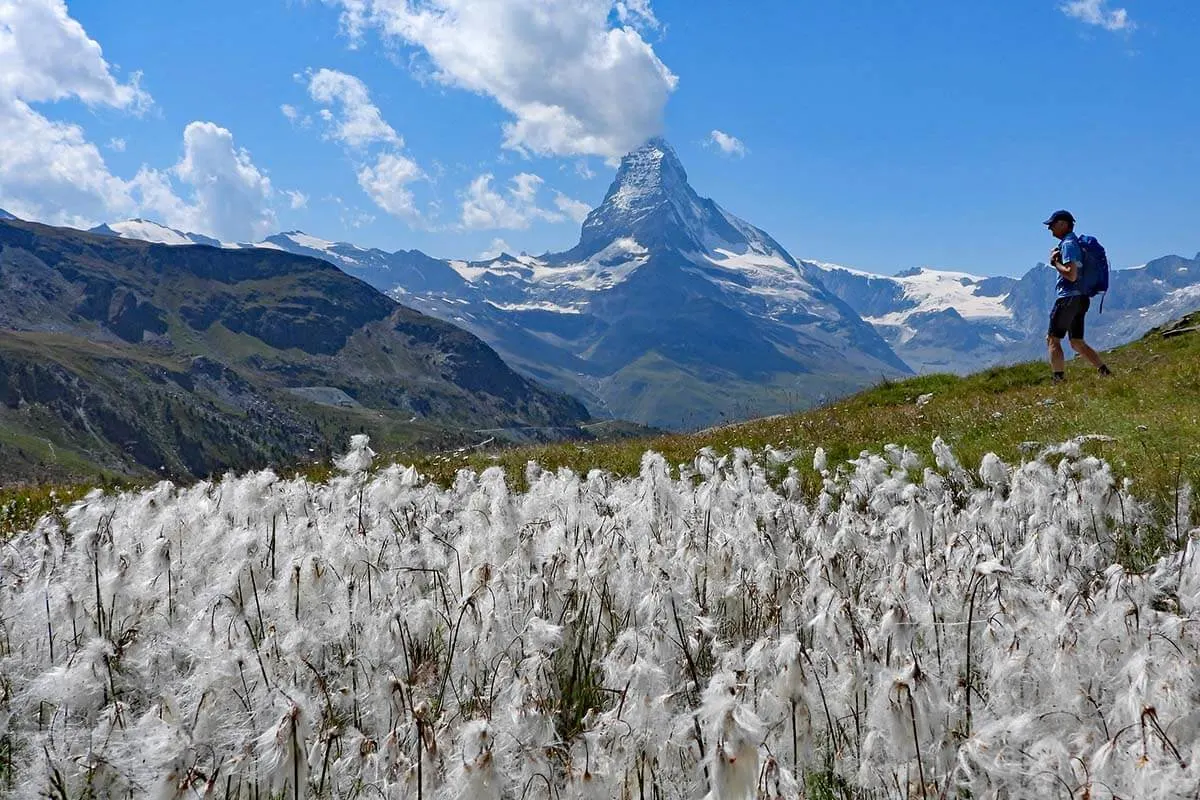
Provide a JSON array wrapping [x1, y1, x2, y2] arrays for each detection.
[[604, 137, 691, 211], [562, 137, 794, 265]]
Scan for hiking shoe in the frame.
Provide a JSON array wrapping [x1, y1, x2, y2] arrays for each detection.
[[1052, 373, 1065, 384], [1099, 364, 1113, 376]]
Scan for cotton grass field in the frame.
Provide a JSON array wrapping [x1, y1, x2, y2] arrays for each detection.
[[2, 428, 1198, 799]]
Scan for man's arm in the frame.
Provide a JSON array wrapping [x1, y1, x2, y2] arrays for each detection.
[[1051, 246, 1080, 283], [1052, 254, 1079, 282]]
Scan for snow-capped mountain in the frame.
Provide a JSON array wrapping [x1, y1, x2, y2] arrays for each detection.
[[0, 208, 18, 221], [89, 219, 230, 248], [811, 264, 1014, 324], [816, 255, 1200, 372], [249, 139, 913, 429], [93, 138, 1200, 423], [812, 264, 1024, 372], [559, 137, 796, 263]]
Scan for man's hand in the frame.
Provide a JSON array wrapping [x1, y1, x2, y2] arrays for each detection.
[[1050, 247, 1062, 266]]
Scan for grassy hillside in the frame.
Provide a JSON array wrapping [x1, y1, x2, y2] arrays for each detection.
[[7, 387, 1187, 799], [5, 311, 1199, 540], [0, 219, 590, 484], [398, 310, 1200, 533]]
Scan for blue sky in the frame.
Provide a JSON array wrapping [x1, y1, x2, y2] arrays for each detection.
[[2, 0, 1197, 276]]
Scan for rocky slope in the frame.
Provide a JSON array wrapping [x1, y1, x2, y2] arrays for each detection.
[[0, 219, 589, 483]]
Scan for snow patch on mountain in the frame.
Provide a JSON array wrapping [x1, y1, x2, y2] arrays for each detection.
[[486, 300, 583, 314], [113, 219, 194, 245], [95, 219, 231, 247], [1104, 283, 1200, 342], [282, 231, 338, 251], [90, 219, 242, 247], [449, 237, 650, 292], [817, 263, 1013, 324], [276, 231, 364, 255], [876, 268, 1011, 323], [803, 259, 878, 278], [255, 231, 376, 265], [700, 248, 819, 307], [606, 144, 669, 212]]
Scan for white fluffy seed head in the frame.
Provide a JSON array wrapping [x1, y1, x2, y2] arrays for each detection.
[[1, 436, 1188, 799]]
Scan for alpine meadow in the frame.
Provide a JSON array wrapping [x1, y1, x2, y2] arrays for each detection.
[[2, 316, 1199, 799], [3, 1, 1200, 799]]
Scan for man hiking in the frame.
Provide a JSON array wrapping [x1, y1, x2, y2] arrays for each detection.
[[1044, 209, 1112, 383]]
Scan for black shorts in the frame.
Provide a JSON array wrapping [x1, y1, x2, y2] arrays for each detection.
[[1048, 295, 1091, 340]]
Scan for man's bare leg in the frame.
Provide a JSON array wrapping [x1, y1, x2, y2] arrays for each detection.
[[1069, 338, 1110, 372], [1048, 335, 1066, 378]]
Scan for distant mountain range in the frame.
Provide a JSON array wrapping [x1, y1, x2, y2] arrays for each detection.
[[815, 256, 1200, 372], [0, 218, 590, 484], [86, 140, 912, 429], [91, 209, 1200, 379], [9, 136, 1199, 436]]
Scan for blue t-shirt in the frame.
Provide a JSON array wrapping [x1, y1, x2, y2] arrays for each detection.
[[1056, 232, 1084, 298]]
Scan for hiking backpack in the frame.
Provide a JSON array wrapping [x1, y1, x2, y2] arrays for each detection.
[[1076, 234, 1110, 312]]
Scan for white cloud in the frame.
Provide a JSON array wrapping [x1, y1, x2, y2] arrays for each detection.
[[460, 171, 572, 230], [357, 151, 423, 219], [129, 165, 191, 227], [285, 189, 309, 209], [509, 172, 542, 207], [0, 99, 137, 226], [175, 122, 276, 240], [327, 195, 377, 229], [615, 0, 659, 30], [135, 121, 277, 242], [478, 237, 513, 260], [1060, 0, 1134, 31], [0, 3, 287, 241], [307, 68, 401, 148], [296, 67, 428, 223], [708, 129, 747, 158], [0, 0, 149, 225], [460, 174, 529, 230], [575, 160, 596, 180], [553, 191, 591, 223], [327, 0, 677, 158], [0, 0, 149, 110], [280, 103, 312, 128]]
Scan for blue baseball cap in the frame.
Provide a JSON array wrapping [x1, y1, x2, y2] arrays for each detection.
[[1043, 209, 1075, 227]]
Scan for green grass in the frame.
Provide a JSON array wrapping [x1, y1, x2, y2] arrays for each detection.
[[390, 312, 1200, 533], [592, 349, 867, 431], [5, 313, 1200, 544], [1, 483, 94, 538]]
